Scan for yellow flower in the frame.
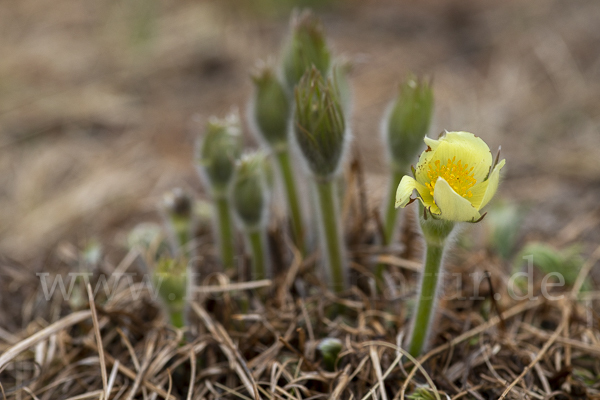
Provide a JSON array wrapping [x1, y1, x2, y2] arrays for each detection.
[[395, 131, 505, 222]]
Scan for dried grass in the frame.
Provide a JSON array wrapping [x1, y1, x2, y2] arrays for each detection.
[[1, 161, 599, 399]]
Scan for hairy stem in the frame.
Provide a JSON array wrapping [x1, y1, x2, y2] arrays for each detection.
[[408, 208, 455, 356], [215, 196, 235, 271], [315, 179, 346, 293], [408, 243, 445, 356], [276, 149, 306, 255], [247, 229, 267, 280]]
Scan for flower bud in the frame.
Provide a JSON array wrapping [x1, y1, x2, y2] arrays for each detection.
[[162, 188, 194, 252], [317, 338, 343, 371], [163, 188, 193, 219], [282, 10, 331, 92], [293, 67, 347, 179], [385, 75, 434, 171], [197, 113, 243, 195], [153, 257, 187, 328], [193, 199, 213, 236], [231, 152, 270, 231], [251, 63, 290, 150]]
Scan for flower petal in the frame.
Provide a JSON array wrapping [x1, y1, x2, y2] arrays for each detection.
[[469, 159, 505, 210], [433, 177, 481, 222], [395, 175, 432, 208], [415, 131, 493, 184], [414, 136, 441, 185], [395, 176, 418, 208]]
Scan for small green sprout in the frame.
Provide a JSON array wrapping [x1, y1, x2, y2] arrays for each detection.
[[407, 386, 441, 400], [153, 257, 188, 329], [231, 152, 272, 280], [317, 338, 343, 371], [196, 113, 243, 271], [516, 242, 590, 290]]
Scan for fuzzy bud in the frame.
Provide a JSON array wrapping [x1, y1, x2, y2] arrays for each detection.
[[231, 152, 270, 231], [293, 67, 346, 179], [385, 75, 434, 171], [163, 188, 193, 219], [282, 10, 331, 92], [193, 199, 214, 236], [197, 114, 243, 195], [251, 64, 290, 150]]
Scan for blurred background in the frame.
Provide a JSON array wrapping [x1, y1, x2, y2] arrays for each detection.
[[1, 0, 599, 261]]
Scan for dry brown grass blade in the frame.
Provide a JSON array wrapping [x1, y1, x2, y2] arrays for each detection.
[[0, 310, 92, 372], [374, 255, 421, 272], [521, 323, 600, 356], [331, 364, 352, 400], [191, 302, 260, 400], [248, 322, 296, 379], [83, 341, 176, 400], [278, 336, 318, 372], [369, 346, 388, 400], [87, 284, 108, 399], [116, 328, 141, 372], [63, 390, 105, 400], [187, 347, 196, 400], [106, 359, 120, 398], [125, 330, 157, 400], [498, 301, 570, 399], [363, 341, 440, 400], [400, 298, 543, 399], [193, 279, 272, 294]]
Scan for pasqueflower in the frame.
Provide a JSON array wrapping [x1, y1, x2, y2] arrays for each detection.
[[395, 131, 505, 222]]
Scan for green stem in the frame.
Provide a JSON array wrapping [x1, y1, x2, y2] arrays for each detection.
[[216, 196, 235, 271], [315, 179, 346, 293], [171, 217, 190, 255], [375, 169, 405, 287], [276, 149, 306, 255], [247, 229, 267, 280], [408, 243, 444, 357], [408, 207, 455, 356], [169, 308, 185, 329]]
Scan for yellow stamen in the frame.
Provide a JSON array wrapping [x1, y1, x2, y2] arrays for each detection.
[[425, 157, 476, 198]]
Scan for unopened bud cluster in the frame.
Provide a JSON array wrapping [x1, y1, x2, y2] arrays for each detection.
[[282, 10, 331, 92], [385, 76, 434, 171], [294, 67, 347, 179], [231, 152, 271, 232], [197, 114, 243, 195]]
